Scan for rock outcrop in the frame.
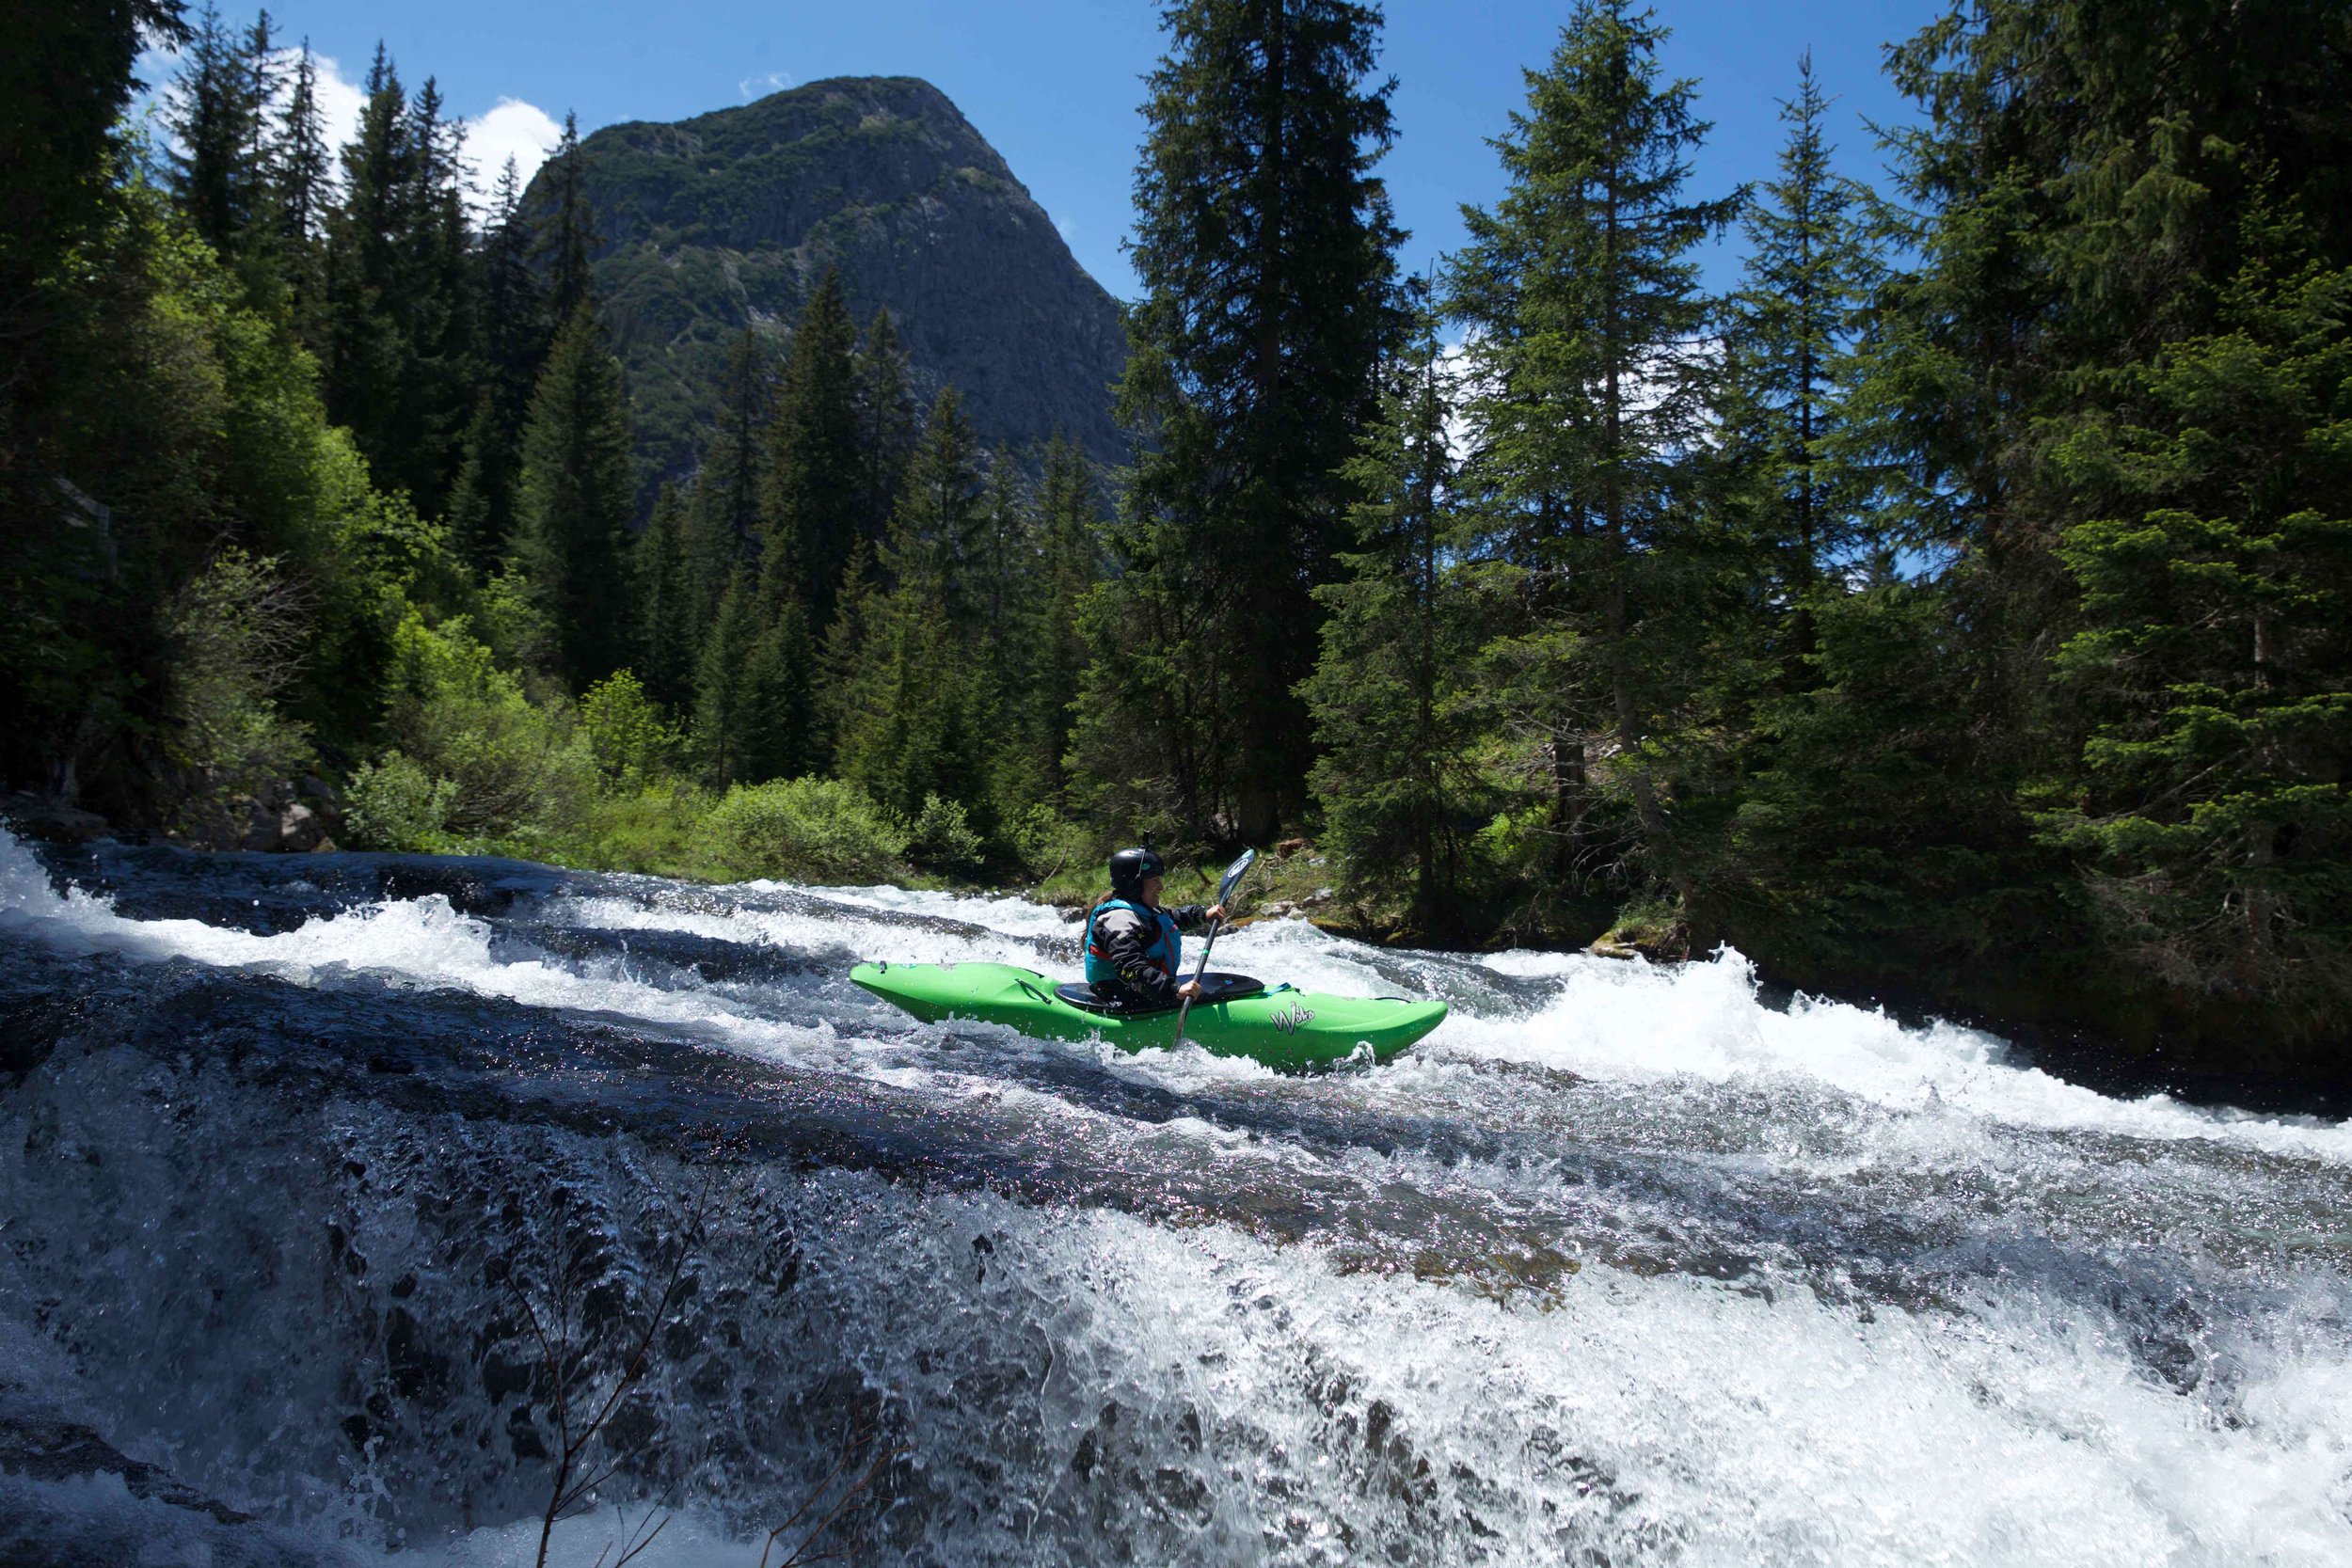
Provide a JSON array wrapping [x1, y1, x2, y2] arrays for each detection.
[[539, 77, 1130, 493]]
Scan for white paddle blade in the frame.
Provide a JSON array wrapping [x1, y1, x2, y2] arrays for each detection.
[[1217, 848, 1257, 905]]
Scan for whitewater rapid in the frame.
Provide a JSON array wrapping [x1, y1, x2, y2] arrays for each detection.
[[1, 830, 2348, 1565]]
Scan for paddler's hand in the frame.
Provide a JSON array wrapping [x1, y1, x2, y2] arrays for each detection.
[[1178, 980, 1203, 1001], [1204, 903, 1226, 923]]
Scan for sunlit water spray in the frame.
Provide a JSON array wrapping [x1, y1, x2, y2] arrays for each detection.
[[2, 829, 2348, 1565]]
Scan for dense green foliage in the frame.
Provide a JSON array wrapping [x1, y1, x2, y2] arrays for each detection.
[[5, 0, 2349, 1075]]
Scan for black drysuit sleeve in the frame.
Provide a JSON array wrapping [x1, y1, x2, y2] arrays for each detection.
[[1096, 906, 1201, 1006]]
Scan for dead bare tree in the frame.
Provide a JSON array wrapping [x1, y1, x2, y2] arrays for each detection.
[[755, 1402, 903, 1568], [501, 1178, 710, 1568]]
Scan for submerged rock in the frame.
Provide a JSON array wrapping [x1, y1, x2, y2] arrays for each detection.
[[0, 794, 108, 845]]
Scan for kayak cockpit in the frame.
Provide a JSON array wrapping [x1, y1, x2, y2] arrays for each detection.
[[1051, 972, 1268, 1017]]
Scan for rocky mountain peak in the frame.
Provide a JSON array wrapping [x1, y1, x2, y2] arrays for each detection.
[[536, 75, 1130, 492]]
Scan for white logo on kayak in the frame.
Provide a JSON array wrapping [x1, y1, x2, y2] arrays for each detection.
[[1270, 1003, 1316, 1035]]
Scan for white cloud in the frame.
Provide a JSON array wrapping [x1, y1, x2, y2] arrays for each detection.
[[739, 71, 793, 102], [462, 97, 564, 210]]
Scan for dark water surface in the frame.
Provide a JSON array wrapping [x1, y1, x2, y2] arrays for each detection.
[[2, 832, 2347, 1565]]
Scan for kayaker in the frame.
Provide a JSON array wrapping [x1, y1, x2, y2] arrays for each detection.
[[1083, 846, 1226, 1010]]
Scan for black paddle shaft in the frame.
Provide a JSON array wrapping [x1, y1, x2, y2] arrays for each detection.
[[1175, 849, 1257, 1041]]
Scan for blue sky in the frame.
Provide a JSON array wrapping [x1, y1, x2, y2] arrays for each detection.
[[156, 0, 1946, 298]]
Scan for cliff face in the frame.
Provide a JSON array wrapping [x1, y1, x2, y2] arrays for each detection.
[[534, 77, 1130, 493]]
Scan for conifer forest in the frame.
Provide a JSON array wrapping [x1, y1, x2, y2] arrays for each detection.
[[6, 0, 2349, 1085]]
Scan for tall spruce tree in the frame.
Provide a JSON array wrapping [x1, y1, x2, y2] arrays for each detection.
[[633, 483, 697, 712], [1304, 314, 1482, 932], [1724, 54, 1875, 672], [320, 45, 473, 513], [761, 272, 863, 625], [513, 302, 635, 689], [854, 309, 918, 546], [1083, 0, 1406, 841], [693, 569, 761, 787], [1029, 434, 1100, 794], [447, 160, 548, 574], [837, 388, 997, 831], [270, 37, 330, 328], [1443, 0, 1740, 897], [2037, 190, 2352, 1012], [739, 599, 819, 784], [165, 6, 275, 258], [538, 112, 596, 327], [691, 328, 772, 614], [274, 40, 328, 247], [396, 75, 477, 518]]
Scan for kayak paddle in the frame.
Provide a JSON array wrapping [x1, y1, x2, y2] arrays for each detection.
[[1175, 847, 1257, 1042]]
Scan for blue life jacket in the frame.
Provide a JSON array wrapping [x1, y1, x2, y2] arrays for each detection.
[[1082, 896, 1181, 986]]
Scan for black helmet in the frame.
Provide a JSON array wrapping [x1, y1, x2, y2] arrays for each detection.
[[1108, 846, 1166, 899]]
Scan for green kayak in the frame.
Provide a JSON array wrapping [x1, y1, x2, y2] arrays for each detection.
[[850, 960, 1446, 1069]]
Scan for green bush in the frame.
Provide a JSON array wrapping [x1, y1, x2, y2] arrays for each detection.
[[1003, 802, 1095, 880], [343, 751, 456, 851], [373, 610, 599, 840], [906, 793, 986, 877], [571, 782, 717, 878], [693, 776, 909, 883], [160, 548, 314, 821], [580, 669, 682, 786]]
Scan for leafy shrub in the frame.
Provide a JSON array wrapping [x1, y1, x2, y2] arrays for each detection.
[[344, 751, 455, 851], [580, 669, 682, 786], [906, 793, 986, 877], [693, 777, 908, 883], [161, 548, 314, 815], [373, 610, 598, 839], [1003, 802, 1094, 880]]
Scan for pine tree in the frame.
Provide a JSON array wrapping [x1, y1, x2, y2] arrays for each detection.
[[444, 393, 513, 575], [693, 569, 761, 787], [855, 308, 917, 546], [816, 535, 881, 767], [538, 112, 596, 326], [166, 5, 273, 257], [885, 389, 986, 627], [632, 483, 696, 712], [761, 271, 862, 625], [1443, 0, 1741, 894], [836, 388, 998, 832], [1083, 0, 1407, 840], [740, 597, 818, 784], [2036, 190, 2352, 1009], [270, 38, 330, 328], [689, 327, 772, 633], [396, 74, 478, 519], [513, 302, 635, 689], [1724, 54, 1875, 673], [476, 159, 547, 403], [1030, 434, 1100, 794], [444, 160, 547, 573], [274, 40, 329, 249], [1304, 316, 1481, 932], [321, 46, 422, 498]]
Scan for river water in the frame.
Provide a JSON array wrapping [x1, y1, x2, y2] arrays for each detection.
[[0, 830, 2347, 1566]]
